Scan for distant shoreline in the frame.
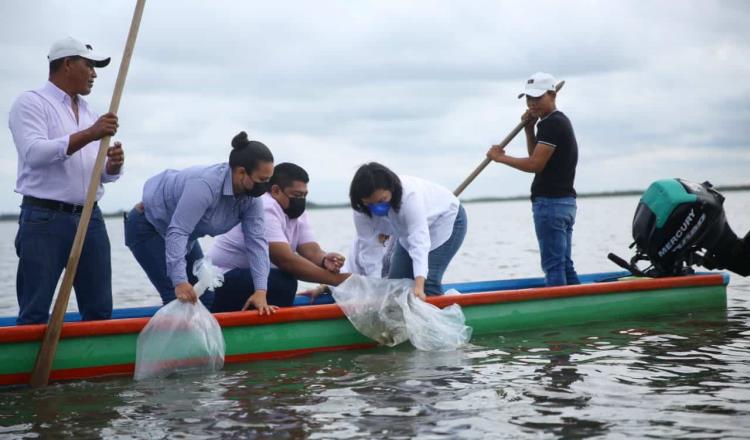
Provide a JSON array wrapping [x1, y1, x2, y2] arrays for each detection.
[[1, 184, 748, 221]]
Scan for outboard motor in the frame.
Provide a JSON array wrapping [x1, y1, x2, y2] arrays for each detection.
[[608, 178, 750, 277]]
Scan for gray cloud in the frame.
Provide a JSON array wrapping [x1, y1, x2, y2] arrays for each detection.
[[1, 0, 749, 214]]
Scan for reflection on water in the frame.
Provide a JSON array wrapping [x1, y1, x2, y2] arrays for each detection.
[[0, 194, 749, 438], [1, 307, 749, 438]]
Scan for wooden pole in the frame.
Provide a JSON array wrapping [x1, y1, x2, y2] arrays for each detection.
[[453, 81, 566, 197], [30, 0, 147, 388]]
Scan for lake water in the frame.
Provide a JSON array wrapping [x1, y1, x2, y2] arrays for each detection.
[[1, 193, 749, 438]]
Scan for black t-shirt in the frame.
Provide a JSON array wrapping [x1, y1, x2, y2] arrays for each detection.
[[531, 110, 578, 199]]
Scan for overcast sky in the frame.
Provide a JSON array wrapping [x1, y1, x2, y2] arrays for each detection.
[[1, 0, 748, 213]]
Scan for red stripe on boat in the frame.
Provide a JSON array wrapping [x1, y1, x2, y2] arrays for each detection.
[[0, 274, 726, 344]]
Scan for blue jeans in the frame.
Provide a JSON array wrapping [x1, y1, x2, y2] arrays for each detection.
[[15, 204, 112, 324], [210, 268, 298, 312], [124, 207, 213, 307], [388, 204, 467, 295], [532, 197, 580, 287]]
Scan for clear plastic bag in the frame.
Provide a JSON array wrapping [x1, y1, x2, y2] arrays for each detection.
[[134, 300, 225, 380], [397, 292, 472, 351], [134, 259, 226, 380], [192, 257, 225, 298], [331, 274, 472, 351]]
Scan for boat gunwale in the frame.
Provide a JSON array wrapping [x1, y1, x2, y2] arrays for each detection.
[[0, 273, 727, 344]]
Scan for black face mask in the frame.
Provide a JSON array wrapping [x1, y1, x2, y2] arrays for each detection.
[[283, 196, 306, 219], [247, 181, 270, 198]]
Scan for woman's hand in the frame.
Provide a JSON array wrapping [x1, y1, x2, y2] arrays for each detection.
[[242, 290, 278, 315], [298, 284, 329, 304], [322, 252, 345, 273], [413, 277, 427, 301], [175, 282, 198, 303]]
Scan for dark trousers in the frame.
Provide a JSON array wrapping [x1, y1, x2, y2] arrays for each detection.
[[124, 207, 213, 307], [15, 204, 112, 325], [210, 268, 298, 313]]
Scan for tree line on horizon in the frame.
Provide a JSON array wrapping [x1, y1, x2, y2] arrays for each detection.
[[0, 184, 748, 221]]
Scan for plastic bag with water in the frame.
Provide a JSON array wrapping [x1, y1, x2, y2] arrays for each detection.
[[134, 259, 226, 380], [331, 274, 472, 351]]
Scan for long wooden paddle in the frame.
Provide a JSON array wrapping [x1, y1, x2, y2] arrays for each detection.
[[452, 80, 565, 197], [29, 0, 147, 388]]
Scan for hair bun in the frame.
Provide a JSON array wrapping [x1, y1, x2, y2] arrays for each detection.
[[231, 131, 250, 150]]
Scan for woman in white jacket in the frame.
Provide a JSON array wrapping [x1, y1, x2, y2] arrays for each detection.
[[349, 163, 467, 299]]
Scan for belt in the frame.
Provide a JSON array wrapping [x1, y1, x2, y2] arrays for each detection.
[[22, 196, 96, 214]]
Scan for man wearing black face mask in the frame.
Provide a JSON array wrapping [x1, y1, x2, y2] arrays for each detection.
[[209, 163, 350, 312]]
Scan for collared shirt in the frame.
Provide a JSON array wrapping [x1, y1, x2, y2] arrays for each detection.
[[142, 162, 270, 289], [342, 234, 390, 277], [209, 193, 316, 273], [8, 81, 121, 204], [352, 175, 459, 278]]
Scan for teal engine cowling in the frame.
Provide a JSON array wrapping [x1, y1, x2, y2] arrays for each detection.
[[608, 179, 749, 277]]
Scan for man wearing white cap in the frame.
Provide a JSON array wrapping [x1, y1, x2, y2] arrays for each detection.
[[8, 37, 125, 324], [487, 72, 580, 287]]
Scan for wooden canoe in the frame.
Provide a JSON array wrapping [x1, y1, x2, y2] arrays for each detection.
[[0, 271, 728, 386]]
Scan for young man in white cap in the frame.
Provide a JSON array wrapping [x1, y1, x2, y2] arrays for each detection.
[[487, 72, 580, 286], [8, 37, 126, 324]]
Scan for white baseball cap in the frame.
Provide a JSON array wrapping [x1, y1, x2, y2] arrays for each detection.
[[518, 72, 557, 99], [47, 37, 110, 67]]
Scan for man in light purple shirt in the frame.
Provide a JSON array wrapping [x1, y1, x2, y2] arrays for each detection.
[[8, 37, 125, 324], [209, 163, 349, 313]]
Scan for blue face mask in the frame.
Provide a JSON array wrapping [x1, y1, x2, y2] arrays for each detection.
[[367, 202, 391, 217]]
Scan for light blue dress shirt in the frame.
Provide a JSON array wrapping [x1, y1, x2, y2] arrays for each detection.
[[142, 162, 270, 290]]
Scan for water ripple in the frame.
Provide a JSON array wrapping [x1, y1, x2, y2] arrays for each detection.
[[1, 196, 750, 438]]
